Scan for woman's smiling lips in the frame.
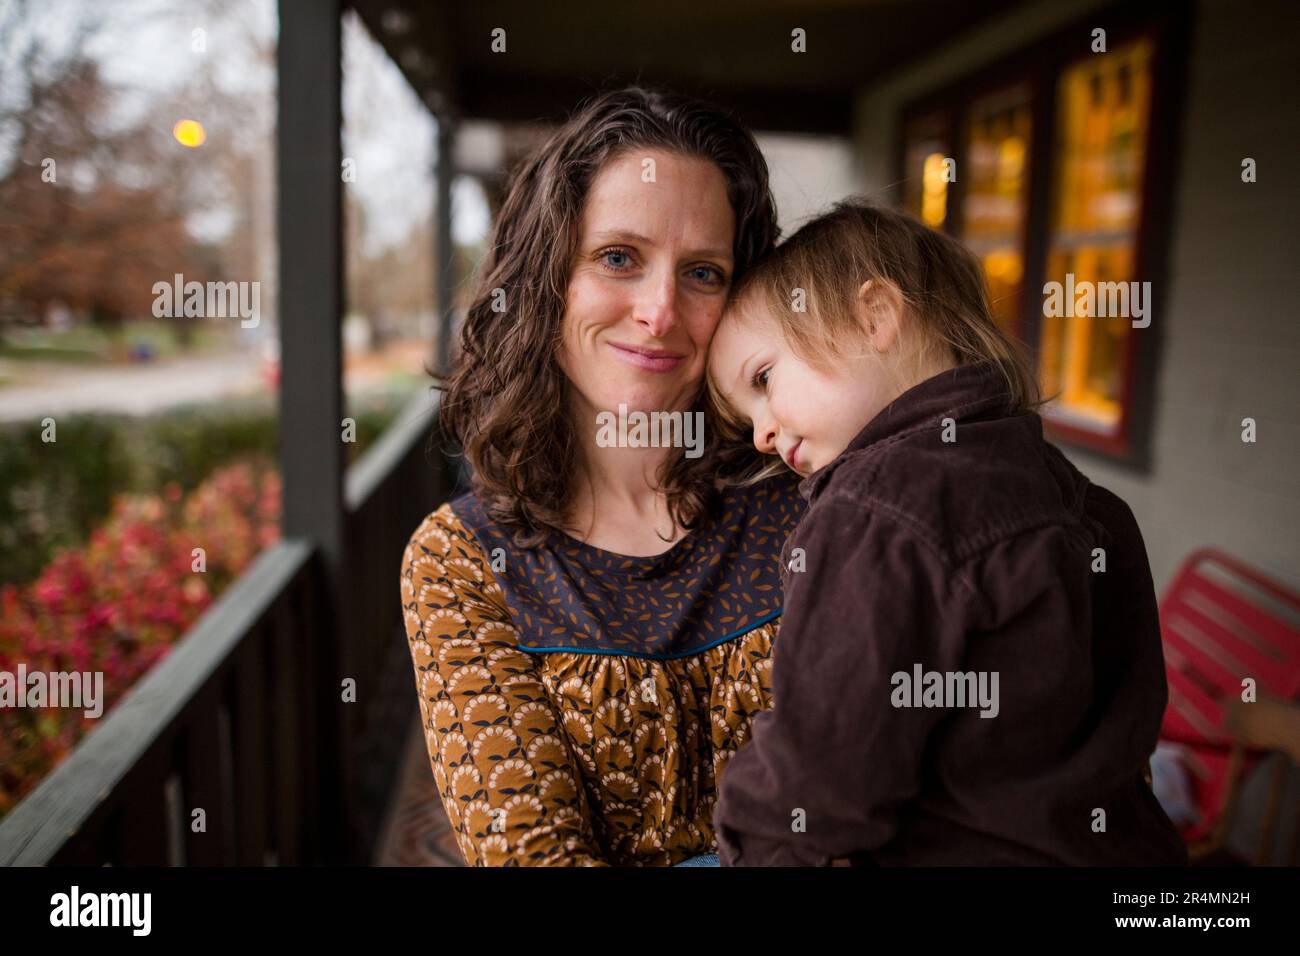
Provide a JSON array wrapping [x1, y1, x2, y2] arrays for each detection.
[[608, 341, 685, 373]]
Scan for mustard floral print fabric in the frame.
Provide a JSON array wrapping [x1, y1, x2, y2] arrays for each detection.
[[400, 503, 786, 866]]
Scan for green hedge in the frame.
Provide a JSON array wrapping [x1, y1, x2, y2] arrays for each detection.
[[0, 393, 411, 585]]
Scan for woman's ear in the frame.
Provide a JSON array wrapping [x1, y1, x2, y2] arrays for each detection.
[[856, 279, 904, 353]]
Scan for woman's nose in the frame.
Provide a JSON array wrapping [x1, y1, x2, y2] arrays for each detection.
[[633, 272, 679, 338]]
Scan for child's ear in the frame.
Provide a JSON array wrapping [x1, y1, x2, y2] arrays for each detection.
[[856, 279, 904, 353]]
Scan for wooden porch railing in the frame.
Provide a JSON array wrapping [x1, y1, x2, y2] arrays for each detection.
[[0, 392, 451, 866], [343, 393, 454, 859]]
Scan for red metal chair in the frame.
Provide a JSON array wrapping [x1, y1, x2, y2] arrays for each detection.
[[1157, 549, 1300, 862]]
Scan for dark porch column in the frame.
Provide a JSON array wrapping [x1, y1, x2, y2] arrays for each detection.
[[276, 0, 347, 861], [434, 116, 457, 373]]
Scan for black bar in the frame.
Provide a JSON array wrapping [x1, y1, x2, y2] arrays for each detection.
[[4, 866, 1289, 942]]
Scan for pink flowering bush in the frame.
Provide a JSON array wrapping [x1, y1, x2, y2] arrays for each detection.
[[0, 460, 280, 818]]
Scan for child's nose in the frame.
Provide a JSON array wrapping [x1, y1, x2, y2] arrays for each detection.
[[753, 421, 778, 455]]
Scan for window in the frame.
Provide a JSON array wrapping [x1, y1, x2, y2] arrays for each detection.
[[959, 85, 1033, 339], [899, 14, 1179, 465], [901, 111, 952, 230], [1039, 38, 1153, 439]]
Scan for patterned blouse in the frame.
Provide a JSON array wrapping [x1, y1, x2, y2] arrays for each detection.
[[399, 476, 805, 866]]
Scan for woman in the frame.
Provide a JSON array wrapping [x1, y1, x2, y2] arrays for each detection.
[[400, 87, 803, 866]]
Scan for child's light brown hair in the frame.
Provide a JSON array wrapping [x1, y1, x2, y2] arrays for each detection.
[[708, 199, 1040, 443]]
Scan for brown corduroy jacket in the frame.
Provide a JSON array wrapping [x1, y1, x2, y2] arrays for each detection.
[[714, 362, 1187, 866]]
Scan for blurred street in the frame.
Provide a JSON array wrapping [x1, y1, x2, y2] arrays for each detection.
[[0, 351, 265, 422], [0, 338, 432, 422]]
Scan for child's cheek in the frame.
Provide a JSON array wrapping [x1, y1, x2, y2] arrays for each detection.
[[770, 383, 802, 432], [766, 388, 787, 427]]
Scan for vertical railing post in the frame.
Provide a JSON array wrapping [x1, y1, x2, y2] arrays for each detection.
[[276, 0, 348, 862], [434, 117, 456, 373]]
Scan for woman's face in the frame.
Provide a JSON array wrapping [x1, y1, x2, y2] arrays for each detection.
[[558, 149, 736, 424]]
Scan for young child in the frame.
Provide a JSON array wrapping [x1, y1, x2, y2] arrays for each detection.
[[708, 201, 1186, 866]]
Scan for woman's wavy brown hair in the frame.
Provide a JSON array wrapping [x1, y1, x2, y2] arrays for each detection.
[[439, 86, 779, 547]]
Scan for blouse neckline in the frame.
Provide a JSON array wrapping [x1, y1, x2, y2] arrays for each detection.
[[547, 514, 707, 578], [452, 476, 805, 656]]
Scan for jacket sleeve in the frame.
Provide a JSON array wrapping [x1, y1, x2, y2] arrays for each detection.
[[401, 506, 610, 866], [714, 498, 971, 865]]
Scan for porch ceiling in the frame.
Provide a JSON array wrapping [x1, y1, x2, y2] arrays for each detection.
[[351, 0, 1028, 135]]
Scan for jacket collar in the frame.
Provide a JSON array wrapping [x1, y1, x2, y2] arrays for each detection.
[[798, 361, 1015, 502]]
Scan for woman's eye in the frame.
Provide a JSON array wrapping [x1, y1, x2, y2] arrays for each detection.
[[689, 265, 725, 285], [600, 248, 632, 270]]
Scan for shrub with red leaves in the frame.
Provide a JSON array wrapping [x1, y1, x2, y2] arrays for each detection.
[[0, 460, 280, 818]]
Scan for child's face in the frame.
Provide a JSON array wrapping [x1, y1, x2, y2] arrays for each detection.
[[708, 300, 898, 478]]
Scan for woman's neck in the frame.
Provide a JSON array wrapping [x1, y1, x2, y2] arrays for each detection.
[[564, 403, 686, 556]]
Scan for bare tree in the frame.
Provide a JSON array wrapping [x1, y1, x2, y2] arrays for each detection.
[[0, 0, 277, 346]]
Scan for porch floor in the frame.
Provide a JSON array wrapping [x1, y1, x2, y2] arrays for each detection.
[[372, 717, 465, 866]]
